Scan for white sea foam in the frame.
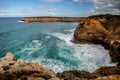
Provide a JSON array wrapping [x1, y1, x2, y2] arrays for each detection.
[[49, 29, 116, 72], [23, 43, 116, 73], [33, 58, 74, 73], [17, 20, 24, 23], [51, 32, 74, 46], [46, 36, 50, 39], [65, 28, 75, 32], [72, 44, 116, 72], [18, 28, 116, 73], [42, 30, 73, 45], [15, 40, 42, 58], [32, 40, 40, 44]]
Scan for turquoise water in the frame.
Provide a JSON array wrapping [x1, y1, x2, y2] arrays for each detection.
[[0, 17, 115, 73]]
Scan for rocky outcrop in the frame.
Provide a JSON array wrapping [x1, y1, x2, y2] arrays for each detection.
[[0, 52, 59, 80], [73, 14, 120, 65], [0, 53, 120, 80], [57, 66, 120, 80], [21, 17, 86, 22]]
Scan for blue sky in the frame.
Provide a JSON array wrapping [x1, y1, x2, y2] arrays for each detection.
[[0, 0, 120, 17]]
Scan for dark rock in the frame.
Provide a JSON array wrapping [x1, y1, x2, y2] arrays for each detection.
[[19, 76, 27, 80], [92, 66, 120, 76], [56, 70, 96, 80], [2, 65, 10, 71]]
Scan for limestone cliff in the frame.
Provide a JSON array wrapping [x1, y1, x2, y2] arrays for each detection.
[[21, 17, 86, 22], [73, 14, 120, 65]]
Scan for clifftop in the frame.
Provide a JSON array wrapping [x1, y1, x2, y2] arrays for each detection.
[[21, 17, 86, 22]]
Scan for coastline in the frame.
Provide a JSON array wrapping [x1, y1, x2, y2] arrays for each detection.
[[73, 14, 120, 66], [0, 53, 120, 80], [21, 17, 86, 22], [0, 14, 120, 80]]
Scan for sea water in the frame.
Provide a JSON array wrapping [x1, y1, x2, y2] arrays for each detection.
[[0, 17, 115, 73]]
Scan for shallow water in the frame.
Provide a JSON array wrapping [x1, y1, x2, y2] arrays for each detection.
[[0, 17, 115, 73]]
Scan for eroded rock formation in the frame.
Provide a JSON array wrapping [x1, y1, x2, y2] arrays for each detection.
[[73, 15, 120, 65], [0, 52, 59, 80]]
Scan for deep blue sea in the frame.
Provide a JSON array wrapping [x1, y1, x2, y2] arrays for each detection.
[[0, 17, 115, 73]]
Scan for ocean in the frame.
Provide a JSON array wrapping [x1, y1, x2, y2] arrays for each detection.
[[0, 17, 115, 73]]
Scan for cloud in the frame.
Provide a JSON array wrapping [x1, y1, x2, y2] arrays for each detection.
[[0, 7, 59, 17], [73, 0, 120, 15], [33, 7, 58, 12], [0, 12, 27, 17], [73, 0, 92, 2], [91, 0, 120, 15], [42, 0, 63, 3]]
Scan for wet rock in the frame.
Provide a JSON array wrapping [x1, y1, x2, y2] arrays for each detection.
[[90, 75, 120, 80], [110, 40, 120, 64], [56, 70, 96, 80], [57, 66, 120, 80], [92, 66, 120, 76]]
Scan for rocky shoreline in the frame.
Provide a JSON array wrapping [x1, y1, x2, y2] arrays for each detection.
[[0, 53, 59, 80], [0, 14, 120, 80], [57, 14, 120, 80], [73, 14, 120, 65], [0, 53, 120, 80], [21, 17, 86, 22]]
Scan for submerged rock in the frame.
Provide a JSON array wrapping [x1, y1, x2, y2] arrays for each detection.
[[0, 53, 59, 80], [73, 14, 120, 65]]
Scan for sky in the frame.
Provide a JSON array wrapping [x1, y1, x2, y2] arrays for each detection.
[[0, 0, 120, 17]]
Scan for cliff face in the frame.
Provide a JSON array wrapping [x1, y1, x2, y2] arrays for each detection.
[[21, 17, 86, 22], [73, 15, 120, 65]]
